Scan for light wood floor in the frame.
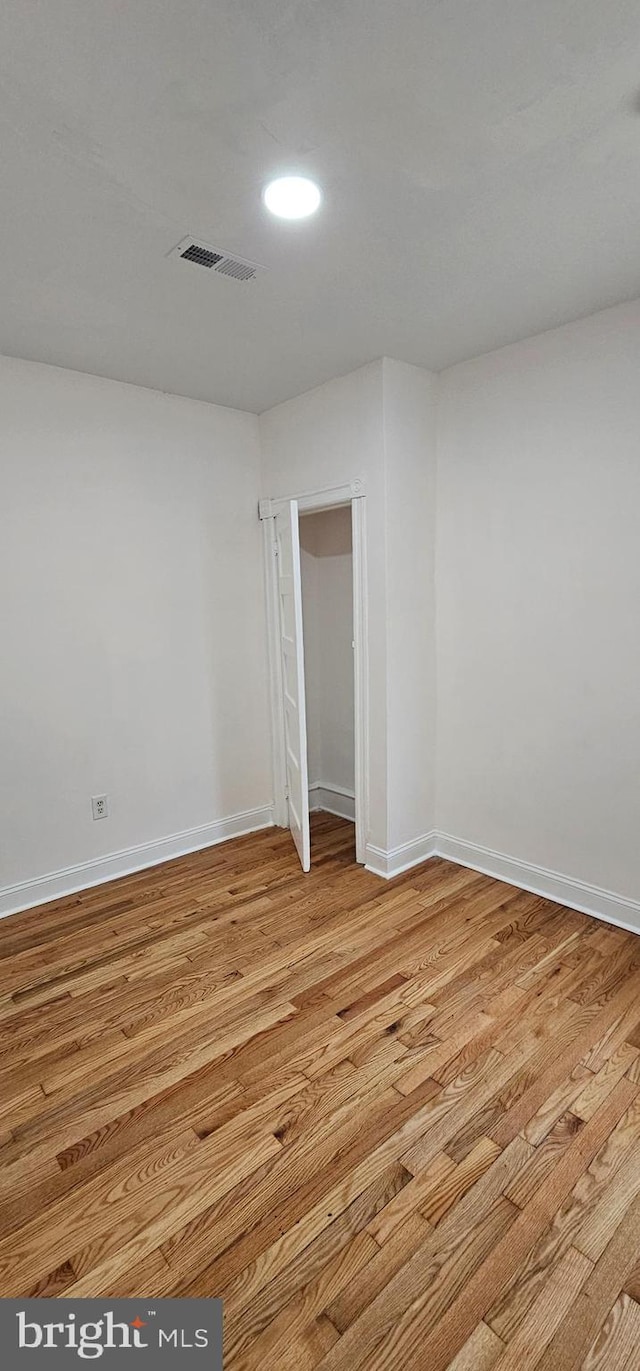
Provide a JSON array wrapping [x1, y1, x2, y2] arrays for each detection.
[[3, 815, 640, 1368]]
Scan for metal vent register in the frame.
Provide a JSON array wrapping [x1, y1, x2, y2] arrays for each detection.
[[169, 236, 265, 282]]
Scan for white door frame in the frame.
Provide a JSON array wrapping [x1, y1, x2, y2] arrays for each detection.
[[259, 479, 368, 865]]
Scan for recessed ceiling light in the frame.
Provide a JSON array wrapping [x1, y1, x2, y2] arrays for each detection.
[[263, 176, 322, 221]]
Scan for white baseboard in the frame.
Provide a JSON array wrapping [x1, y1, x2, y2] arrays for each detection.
[[4, 809, 638, 944], [435, 832, 640, 936], [0, 805, 275, 920], [363, 827, 640, 937], [309, 783, 355, 823], [365, 831, 438, 880]]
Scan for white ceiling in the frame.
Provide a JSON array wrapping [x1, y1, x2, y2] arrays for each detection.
[[1, 0, 640, 413]]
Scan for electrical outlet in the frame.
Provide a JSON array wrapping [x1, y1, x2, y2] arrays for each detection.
[[91, 794, 109, 820]]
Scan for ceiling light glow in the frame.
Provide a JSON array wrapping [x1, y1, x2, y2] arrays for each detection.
[[263, 176, 322, 220]]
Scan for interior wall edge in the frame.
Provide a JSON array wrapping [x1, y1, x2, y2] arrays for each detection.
[[5, 812, 639, 943], [0, 804, 275, 920], [435, 833, 640, 934], [365, 831, 439, 879], [308, 784, 355, 822], [365, 829, 640, 934]]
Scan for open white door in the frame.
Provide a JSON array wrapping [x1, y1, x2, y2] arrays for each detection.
[[275, 500, 310, 872]]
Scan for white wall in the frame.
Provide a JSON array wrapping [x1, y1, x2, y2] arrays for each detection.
[[383, 359, 438, 851], [300, 508, 354, 800], [299, 545, 323, 789], [436, 298, 640, 905], [0, 355, 272, 909], [260, 359, 439, 864], [7, 305, 636, 919], [260, 361, 390, 852]]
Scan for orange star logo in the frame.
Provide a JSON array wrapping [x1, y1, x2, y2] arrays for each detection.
[[130, 1317, 147, 1330]]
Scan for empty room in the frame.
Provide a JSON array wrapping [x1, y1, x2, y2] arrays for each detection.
[[1, 2, 640, 1367]]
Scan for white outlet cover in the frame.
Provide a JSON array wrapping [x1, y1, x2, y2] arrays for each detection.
[[91, 794, 109, 820]]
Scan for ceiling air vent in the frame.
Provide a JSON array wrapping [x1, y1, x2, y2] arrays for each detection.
[[169, 236, 265, 282]]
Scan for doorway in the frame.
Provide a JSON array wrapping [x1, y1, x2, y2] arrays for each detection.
[[300, 506, 355, 853], [260, 483, 368, 872]]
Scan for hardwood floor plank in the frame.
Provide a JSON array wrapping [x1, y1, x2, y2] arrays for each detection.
[[324, 1211, 432, 1334], [579, 1293, 640, 1371], [489, 1090, 640, 1342], [2, 815, 640, 1368], [366, 1152, 455, 1244], [573, 1133, 640, 1262], [321, 1200, 518, 1370], [490, 1246, 591, 1370], [313, 1137, 533, 1370], [445, 1322, 504, 1370], [392, 1078, 639, 1371], [222, 1165, 409, 1363], [536, 1192, 640, 1370]]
